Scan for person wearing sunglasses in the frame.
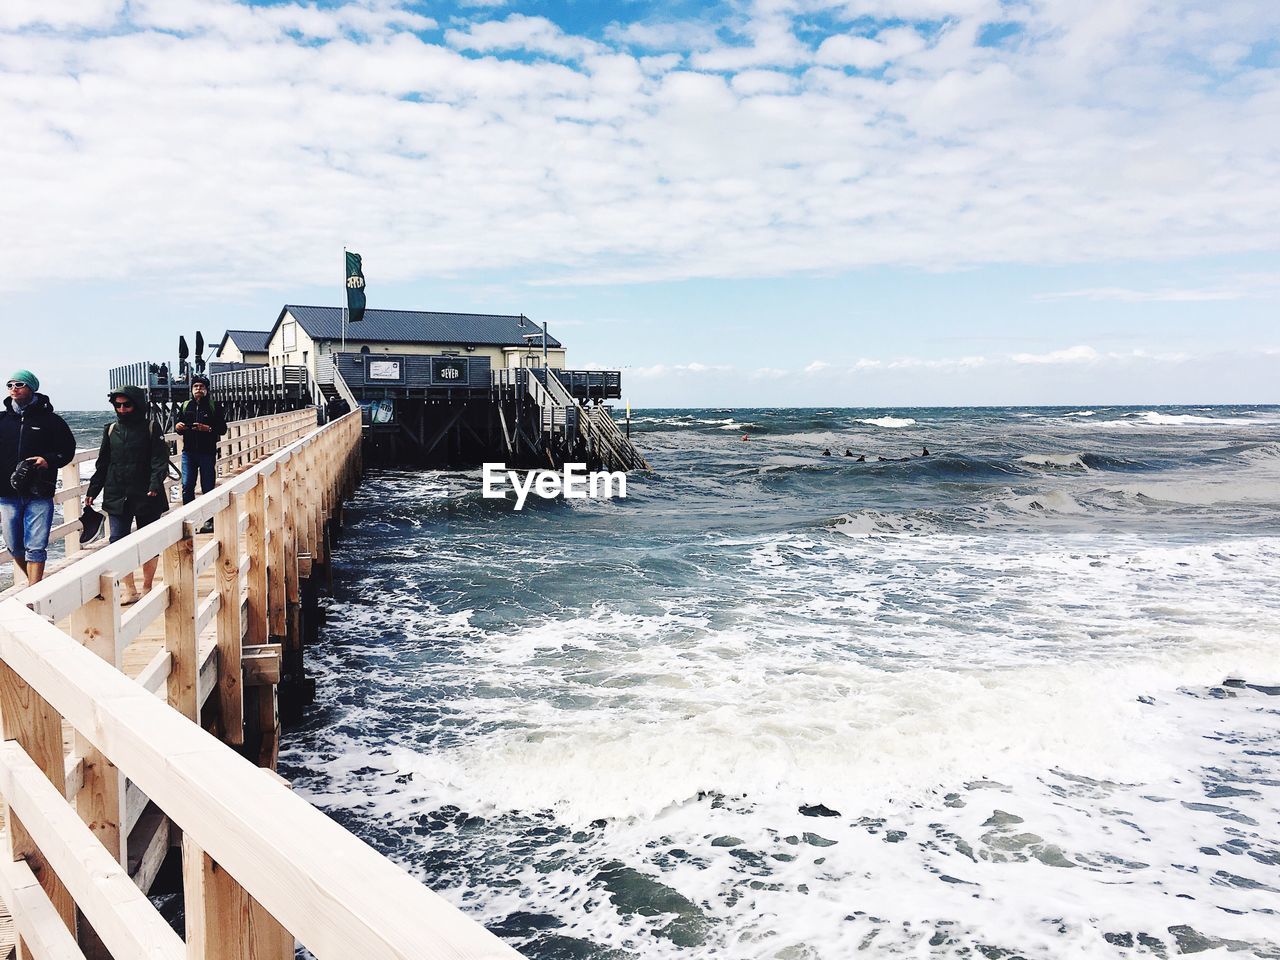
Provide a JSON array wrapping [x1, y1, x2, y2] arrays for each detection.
[[0, 370, 76, 585], [85, 385, 171, 603]]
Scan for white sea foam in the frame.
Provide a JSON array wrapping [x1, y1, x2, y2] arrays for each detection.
[[854, 416, 917, 428], [282, 437, 1280, 959], [1083, 410, 1260, 429]]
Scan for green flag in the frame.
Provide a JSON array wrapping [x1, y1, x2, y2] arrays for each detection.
[[345, 251, 366, 322]]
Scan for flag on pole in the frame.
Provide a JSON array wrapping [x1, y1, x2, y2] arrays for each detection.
[[345, 251, 366, 322]]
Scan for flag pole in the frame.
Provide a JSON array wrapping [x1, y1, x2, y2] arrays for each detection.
[[342, 246, 348, 352]]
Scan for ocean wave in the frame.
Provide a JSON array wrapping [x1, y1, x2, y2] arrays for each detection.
[[1084, 410, 1259, 429], [1114, 479, 1280, 506], [1017, 452, 1087, 469], [828, 510, 939, 537], [854, 416, 917, 428]]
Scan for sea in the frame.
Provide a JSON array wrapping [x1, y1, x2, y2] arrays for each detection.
[[41, 407, 1280, 956]]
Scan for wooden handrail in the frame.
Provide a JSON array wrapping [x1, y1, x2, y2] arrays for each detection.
[[1, 409, 316, 574], [0, 410, 521, 959]]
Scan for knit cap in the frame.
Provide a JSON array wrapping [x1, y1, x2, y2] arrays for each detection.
[[7, 370, 38, 390]]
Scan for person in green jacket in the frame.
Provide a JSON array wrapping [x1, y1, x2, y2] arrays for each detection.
[[85, 385, 171, 604]]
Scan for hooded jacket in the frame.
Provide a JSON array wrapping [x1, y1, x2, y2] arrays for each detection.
[[86, 386, 171, 516], [0, 393, 77, 499]]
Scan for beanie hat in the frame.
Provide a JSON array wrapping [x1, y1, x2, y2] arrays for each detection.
[[8, 370, 38, 391]]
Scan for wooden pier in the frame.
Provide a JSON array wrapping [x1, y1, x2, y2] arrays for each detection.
[[320, 354, 647, 471], [0, 410, 521, 959]]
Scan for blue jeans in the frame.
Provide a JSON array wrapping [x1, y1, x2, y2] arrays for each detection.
[[182, 451, 217, 504], [0, 496, 55, 564]]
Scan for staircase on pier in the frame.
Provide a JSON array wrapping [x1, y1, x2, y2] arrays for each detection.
[[527, 369, 648, 472]]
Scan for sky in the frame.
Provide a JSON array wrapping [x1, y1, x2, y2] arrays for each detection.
[[2, 0, 1278, 409]]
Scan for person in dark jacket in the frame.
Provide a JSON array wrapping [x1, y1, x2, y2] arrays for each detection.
[[0, 370, 76, 585], [85, 386, 171, 603], [175, 375, 226, 504]]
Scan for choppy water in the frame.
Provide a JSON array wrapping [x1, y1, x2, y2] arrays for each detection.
[[271, 406, 1280, 958]]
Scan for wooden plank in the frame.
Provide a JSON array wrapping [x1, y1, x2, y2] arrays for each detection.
[[115, 587, 169, 651], [214, 498, 244, 746], [193, 540, 220, 578], [264, 470, 286, 639], [125, 809, 167, 897], [194, 593, 220, 639], [242, 480, 268, 649], [256, 685, 278, 771], [283, 459, 300, 609], [240, 646, 281, 687], [182, 835, 293, 960], [161, 526, 197, 722], [0, 742, 183, 960], [0, 858, 85, 960], [69, 578, 128, 875], [0, 661, 76, 951]]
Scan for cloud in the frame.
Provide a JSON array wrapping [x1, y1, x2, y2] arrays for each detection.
[[631, 362, 733, 378], [804, 360, 831, 373], [445, 14, 601, 60], [815, 26, 926, 70], [2, 0, 1279, 293], [1010, 345, 1099, 364]]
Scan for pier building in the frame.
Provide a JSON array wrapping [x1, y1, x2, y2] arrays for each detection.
[[212, 329, 271, 366], [111, 303, 647, 472], [265, 305, 568, 383]]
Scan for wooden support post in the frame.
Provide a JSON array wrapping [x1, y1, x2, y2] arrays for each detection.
[[59, 462, 84, 559], [69, 574, 127, 865], [162, 523, 199, 722], [0, 661, 76, 953], [243, 480, 268, 648], [265, 468, 287, 640], [181, 834, 293, 960], [283, 461, 300, 609], [214, 498, 244, 746]]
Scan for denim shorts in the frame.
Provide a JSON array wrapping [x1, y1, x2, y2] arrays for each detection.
[[0, 496, 55, 564]]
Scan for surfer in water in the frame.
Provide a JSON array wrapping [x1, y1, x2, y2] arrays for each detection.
[[844, 449, 854, 457], [821, 448, 831, 456], [921, 446, 930, 457]]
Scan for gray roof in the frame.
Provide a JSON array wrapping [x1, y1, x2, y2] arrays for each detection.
[[219, 329, 272, 352], [275, 305, 562, 348]]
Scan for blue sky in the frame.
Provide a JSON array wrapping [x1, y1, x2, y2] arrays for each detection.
[[2, 0, 1278, 408]]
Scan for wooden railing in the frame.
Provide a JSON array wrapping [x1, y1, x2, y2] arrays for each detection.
[[1, 409, 316, 573], [0, 410, 521, 959]]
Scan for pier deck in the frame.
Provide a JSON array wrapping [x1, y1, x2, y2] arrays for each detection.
[[0, 408, 522, 960]]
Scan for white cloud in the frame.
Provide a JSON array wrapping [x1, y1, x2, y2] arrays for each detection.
[[631, 362, 733, 378], [1, 0, 1279, 293], [1010, 345, 1100, 365], [815, 26, 926, 70], [445, 14, 601, 60], [804, 360, 831, 373]]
